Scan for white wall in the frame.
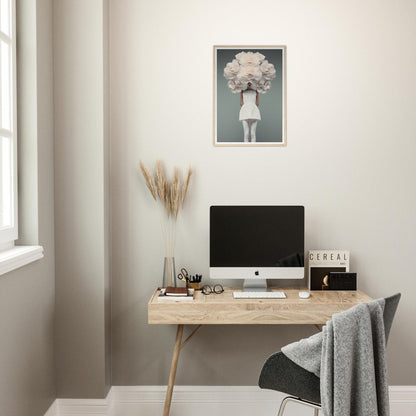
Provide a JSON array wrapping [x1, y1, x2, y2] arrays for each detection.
[[110, 0, 416, 385], [54, 0, 111, 398]]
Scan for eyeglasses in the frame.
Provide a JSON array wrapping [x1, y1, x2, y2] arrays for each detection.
[[201, 284, 224, 295]]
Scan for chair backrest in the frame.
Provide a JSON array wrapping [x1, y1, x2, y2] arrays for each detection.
[[383, 293, 401, 343]]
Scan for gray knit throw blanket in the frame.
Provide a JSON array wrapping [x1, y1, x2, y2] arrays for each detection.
[[282, 299, 389, 416]]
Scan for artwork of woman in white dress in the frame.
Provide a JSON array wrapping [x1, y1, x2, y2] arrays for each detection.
[[224, 51, 276, 142]]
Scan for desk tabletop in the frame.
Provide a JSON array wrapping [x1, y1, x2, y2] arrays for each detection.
[[148, 287, 372, 325]]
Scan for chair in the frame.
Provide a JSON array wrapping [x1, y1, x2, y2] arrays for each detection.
[[258, 293, 401, 416]]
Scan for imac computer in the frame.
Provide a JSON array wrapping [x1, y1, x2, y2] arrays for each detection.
[[209, 206, 305, 292]]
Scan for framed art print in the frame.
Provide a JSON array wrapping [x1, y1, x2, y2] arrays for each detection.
[[214, 45, 287, 146]]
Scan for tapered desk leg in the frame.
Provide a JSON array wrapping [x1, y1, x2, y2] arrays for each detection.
[[163, 324, 184, 416]]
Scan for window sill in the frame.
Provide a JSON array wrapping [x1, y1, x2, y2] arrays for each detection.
[[0, 245, 44, 276]]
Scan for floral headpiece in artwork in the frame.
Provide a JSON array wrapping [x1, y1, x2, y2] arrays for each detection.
[[224, 51, 276, 94]]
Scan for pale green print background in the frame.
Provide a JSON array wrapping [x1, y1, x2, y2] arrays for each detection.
[[216, 48, 283, 143]]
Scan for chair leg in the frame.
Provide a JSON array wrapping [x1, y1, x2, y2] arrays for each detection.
[[277, 396, 321, 416], [277, 397, 291, 416]]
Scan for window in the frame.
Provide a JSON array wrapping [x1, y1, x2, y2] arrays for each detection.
[[0, 0, 16, 249]]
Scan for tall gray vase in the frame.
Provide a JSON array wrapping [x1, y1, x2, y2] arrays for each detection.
[[163, 257, 176, 288]]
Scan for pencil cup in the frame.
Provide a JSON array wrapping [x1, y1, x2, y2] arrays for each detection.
[[188, 282, 201, 290]]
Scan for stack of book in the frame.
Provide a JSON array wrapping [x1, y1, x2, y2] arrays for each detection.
[[158, 287, 195, 301]]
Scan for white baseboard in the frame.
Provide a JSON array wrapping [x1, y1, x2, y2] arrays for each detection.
[[389, 386, 416, 415], [58, 394, 112, 416], [45, 385, 416, 416], [112, 386, 298, 416], [44, 400, 58, 416]]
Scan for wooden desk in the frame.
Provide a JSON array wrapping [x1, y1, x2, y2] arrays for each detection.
[[148, 287, 372, 416]]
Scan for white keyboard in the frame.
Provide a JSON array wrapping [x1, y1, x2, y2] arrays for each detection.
[[233, 291, 286, 299]]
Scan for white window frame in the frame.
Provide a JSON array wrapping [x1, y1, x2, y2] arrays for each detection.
[[0, 0, 17, 249], [0, 0, 43, 274]]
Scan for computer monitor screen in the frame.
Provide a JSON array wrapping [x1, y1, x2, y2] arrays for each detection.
[[210, 206, 304, 288]]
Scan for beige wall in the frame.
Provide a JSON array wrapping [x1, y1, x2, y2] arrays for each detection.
[[0, 0, 55, 415], [54, 0, 111, 399], [110, 0, 416, 385]]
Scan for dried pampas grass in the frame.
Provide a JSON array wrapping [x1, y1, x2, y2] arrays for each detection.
[[171, 167, 181, 219], [139, 161, 157, 201], [156, 160, 166, 203], [181, 166, 192, 205], [164, 181, 171, 217], [139, 160, 193, 257]]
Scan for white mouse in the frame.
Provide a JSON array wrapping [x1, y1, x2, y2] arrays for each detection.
[[299, 291, 311, 299]]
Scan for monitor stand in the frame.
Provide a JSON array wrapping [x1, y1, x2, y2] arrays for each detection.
[[243, 279, 269, 292]]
